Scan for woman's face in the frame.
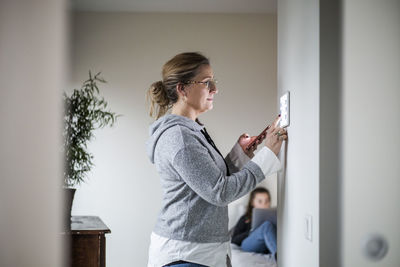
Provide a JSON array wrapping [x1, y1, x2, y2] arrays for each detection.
[[252, 193, 271, 209], [183, 64, 218, 115]]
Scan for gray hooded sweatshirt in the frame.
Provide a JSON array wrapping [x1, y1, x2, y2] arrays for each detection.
[[146, 114, 266, 243]]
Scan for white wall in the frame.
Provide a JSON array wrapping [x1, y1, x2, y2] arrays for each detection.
[[70, 12, 277, 266], [341, 0, 400, 266], [279, 1, 400, 267], [0, 1, 66, 266], [277, 0, 320, 266]]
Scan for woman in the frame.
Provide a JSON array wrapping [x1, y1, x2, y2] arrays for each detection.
[[146, 52, 287, 267], [231, 187, 277, 259]]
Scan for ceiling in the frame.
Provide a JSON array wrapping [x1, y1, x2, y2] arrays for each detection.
[[71, 0, 277, 14]]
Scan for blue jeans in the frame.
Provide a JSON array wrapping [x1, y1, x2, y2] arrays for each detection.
[[164, 262, 208, 267], [241, 220, 277, 255]]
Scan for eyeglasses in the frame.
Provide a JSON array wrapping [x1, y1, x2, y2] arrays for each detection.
[[183, 79, 218, 92]]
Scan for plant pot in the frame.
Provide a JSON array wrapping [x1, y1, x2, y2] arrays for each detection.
[[64, 188, 76, 230]]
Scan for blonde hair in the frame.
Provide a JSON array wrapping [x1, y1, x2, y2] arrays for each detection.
[[147, 52, 210, 119]]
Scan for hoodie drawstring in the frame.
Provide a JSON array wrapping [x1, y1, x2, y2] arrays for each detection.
[[200, 128, 231, 176]]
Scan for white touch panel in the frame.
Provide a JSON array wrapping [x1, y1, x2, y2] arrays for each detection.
[[280, 91, 290, 128]]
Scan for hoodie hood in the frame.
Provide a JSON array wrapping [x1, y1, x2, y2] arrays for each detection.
[[146, 114, 204, 163]]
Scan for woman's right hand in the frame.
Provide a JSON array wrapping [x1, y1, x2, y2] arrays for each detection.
[[265, 115, 288, 156]]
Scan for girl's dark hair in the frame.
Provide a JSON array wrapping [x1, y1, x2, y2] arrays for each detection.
[[146, 52, 210, 119], [245, 187, 271, 221]]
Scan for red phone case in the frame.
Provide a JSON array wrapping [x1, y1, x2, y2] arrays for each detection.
[[246, 125, 271, 151]]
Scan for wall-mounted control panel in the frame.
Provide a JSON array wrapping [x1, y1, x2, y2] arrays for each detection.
[[280, 92, 290, 128]]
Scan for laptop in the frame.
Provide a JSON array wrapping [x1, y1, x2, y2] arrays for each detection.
[[251, 208, 277, 231]]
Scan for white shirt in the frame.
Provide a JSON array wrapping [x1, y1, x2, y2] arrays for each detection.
[[147, 143, 281, 267], [148, 232, 232, 267]]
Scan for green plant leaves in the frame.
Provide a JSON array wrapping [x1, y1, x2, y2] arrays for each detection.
[[62, 71, 120, 187]]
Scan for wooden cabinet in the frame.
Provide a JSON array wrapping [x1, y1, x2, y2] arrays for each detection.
[[62, 216, 111, 267]]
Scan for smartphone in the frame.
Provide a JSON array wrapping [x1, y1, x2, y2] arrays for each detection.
[[245, 124, 271, 151]]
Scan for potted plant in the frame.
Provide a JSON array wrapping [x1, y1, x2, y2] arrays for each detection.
[[63, 71, 120, 229]]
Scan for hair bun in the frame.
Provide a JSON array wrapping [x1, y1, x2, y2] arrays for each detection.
[[147, 80, 169, 118], [152, 81, 165, 94], [151, 81, 168, 106]]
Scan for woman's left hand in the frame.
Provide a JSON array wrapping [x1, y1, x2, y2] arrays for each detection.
[[238, 133, 265, 158]]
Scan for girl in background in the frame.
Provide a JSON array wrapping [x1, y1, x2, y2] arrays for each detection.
[[231, 187, 277, 259]]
